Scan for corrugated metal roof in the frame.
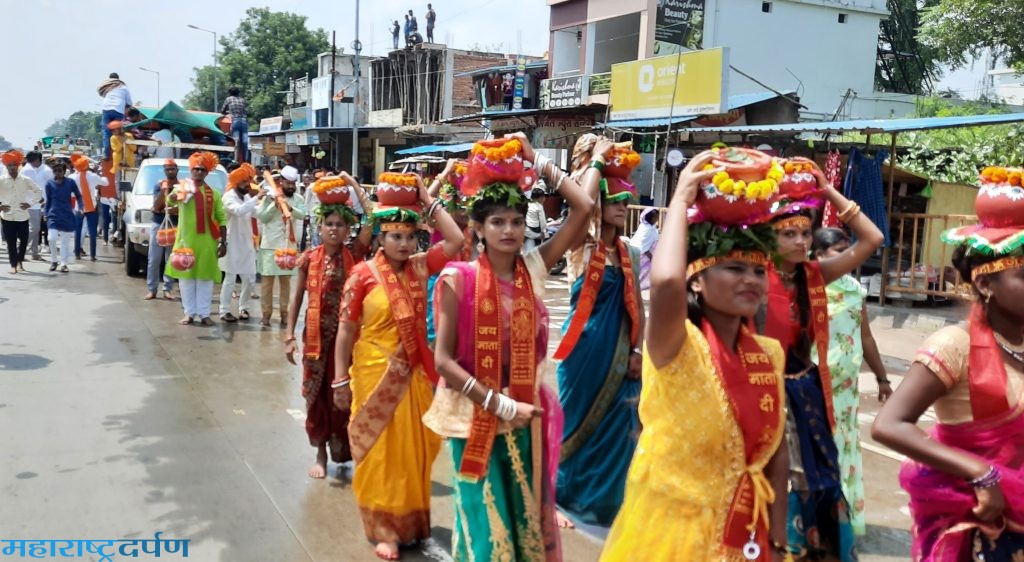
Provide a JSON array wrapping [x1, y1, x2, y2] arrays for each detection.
[[603, 90, 796, 129], [394, 142, 475, 155], [684, 112, 1024, 134]]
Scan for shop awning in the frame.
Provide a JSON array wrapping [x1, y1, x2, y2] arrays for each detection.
[[602, 90, 797, 129], [682, 112, 1024, 135], [394, 142, 475, 155]]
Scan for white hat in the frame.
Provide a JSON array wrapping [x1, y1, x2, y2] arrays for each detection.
[[280, 166, 300, 182]]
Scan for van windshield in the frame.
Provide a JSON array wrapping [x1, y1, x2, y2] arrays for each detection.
[[135, 166, 228, 195]]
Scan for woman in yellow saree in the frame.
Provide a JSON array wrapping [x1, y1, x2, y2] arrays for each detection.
[[602, 149, 792, 561], [333, 173, 465, 561]]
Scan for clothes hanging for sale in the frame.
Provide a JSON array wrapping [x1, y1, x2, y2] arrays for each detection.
[[843, 147, 891, 246], [821, 151, 842, 228]]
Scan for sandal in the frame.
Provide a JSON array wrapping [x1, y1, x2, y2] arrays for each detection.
[[221, 313, 238, 323], [239, 310, 250, 320], [179, 317, 194, 325], [200, 317, 215, 326]]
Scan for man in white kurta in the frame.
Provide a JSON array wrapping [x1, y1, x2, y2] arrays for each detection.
[[256, 166, 306, 326], [218, 169, 262, 321]]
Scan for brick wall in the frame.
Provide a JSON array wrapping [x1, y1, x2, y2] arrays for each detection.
[[452, 52, 508, 112]]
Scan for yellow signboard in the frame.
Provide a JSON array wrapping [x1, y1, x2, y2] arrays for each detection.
[[610, 48, 728, 120]]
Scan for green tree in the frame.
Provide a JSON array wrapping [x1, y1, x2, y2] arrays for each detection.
[[896, 96, 1024, 184], [182, 8, 329, 120], [919, 0, 1024, 69], [0, 136, 12, 151], [42, 111, 103, 148], [876, 0, 941, 94]]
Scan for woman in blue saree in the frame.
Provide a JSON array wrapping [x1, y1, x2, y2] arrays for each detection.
[[554, 135, 645, 527]]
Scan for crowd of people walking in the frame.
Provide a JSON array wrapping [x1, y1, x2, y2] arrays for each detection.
[[6, 124, 1024, 562]]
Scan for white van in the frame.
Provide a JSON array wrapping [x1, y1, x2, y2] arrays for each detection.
[[121, 158, 228, 276]]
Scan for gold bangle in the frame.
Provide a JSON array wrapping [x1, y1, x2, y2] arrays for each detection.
[[838, 202, 861, 223]]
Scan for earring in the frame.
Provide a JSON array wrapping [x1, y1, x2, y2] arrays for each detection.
[[476, 241, 485, 255], [985, 293, 993, 304]]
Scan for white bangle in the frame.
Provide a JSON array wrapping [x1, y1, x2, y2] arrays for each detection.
[[497, 394, 517, 422], [330, 379, 351, 389], [461, 376, 478, 396], [482, 389, 494, 412]]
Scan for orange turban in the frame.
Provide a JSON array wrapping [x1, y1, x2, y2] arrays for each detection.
[[73, 157, 90, 172], [2, 150, 24, 166], [188, 151, 219, 171], [164, 159, 177, 167], [227, 163, 257, 187]]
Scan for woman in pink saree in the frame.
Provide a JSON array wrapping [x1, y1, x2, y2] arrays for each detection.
[[873, 167, 1024, 561]]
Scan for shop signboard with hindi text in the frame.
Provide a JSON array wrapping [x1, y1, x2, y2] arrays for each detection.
[[532, 115, 594, 149], [654, 0, 706, 56], [610, 48, 728, 120]]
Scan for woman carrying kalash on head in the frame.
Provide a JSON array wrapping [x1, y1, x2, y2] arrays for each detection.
[[601, 149, 790, 561], [760, 154, 883, 561], [423, 132, 607, 561], [332, 169, 463, 561], [552, 134, 643, 528], [283, 172, 373, 481], [873, 165, 1024, 562]]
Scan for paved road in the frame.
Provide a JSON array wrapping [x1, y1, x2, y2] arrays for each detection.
[[0, 242, 922, 561]]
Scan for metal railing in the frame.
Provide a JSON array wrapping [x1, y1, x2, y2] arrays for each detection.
[[883, 212, 976, 301], [589, 72, 611, 96]]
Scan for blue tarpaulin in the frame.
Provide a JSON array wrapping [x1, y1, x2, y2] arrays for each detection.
[[395, 142, 475, 155]]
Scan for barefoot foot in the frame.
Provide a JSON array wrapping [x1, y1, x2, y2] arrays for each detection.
[[308, 448, 327, 479], [555, 510, 575, 529], [374, 542, 400, 561]]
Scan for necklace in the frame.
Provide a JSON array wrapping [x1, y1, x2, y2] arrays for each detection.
[[778, 270, 797, 283]]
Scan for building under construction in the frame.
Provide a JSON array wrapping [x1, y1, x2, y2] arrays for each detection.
[[369, 44, 533, 136]]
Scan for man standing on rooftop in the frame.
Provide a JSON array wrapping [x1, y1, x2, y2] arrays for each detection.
[[221, 87, 249, 164]]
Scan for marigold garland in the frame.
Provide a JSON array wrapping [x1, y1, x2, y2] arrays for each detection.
[[172, 247, 194, 255], [312, 177, 349, 194], [981, 166, 1023, 186], [609, 147, 641, 168], [274, 248, 298, 257], [470, 138, 522, 162], [783, 161, 814, 175], [704, 158, 785, 201], [378, 172, 418, 187]]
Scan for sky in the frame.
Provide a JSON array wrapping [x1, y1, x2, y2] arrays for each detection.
[[0, 0, 989, 151], [0, 0, 549, 150]]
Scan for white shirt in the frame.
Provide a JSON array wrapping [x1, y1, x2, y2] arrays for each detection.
[[19, 163, 53, 210], [0, 174, 44, 222], [69, 170, 109, 212], [219, 188, 260, 275], [101, 85, 133, 113], [151, 129, 180, 158], [525, 201, 546, 240]]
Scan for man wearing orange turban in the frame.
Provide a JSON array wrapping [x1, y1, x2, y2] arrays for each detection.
[[165, 152, 227, 325], [69, 157, 109, 262], [0, 150, 44, 273], [219, 163, 262, 322]]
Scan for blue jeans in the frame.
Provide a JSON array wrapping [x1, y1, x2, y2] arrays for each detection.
[[230, 118, 248, 162], [100, 202, 118, 242], [147, 226, 173, 294], [74, 211, 99, 258], [101, 109, 124, 159]]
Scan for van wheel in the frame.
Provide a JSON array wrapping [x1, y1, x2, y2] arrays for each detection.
[[125, 244, 146, 277]]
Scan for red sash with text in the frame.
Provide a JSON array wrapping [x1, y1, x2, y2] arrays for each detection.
[[372, 250, 437, 384], [553, 239, 639, 360], [458, 253, 536, 481]]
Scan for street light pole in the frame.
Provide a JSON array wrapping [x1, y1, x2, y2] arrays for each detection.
[[187, 24, 219, 110], [351, 0, 361, 175], [138, 67, 160, 106]]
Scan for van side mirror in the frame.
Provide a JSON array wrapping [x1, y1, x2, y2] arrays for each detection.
[[118, 181, 132, 193]]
